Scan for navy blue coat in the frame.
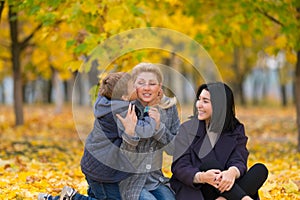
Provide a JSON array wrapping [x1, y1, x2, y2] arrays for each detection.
[[170, 118, 249, 200], [80, 95, 133, 183], [81, 95, 157, 183]]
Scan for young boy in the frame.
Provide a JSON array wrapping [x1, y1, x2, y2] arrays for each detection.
[[38, 72, 157, 200]]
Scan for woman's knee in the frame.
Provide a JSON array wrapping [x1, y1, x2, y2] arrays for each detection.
[[251, 163, 268, 180]]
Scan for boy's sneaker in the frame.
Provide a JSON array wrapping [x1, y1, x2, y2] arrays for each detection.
[[37, 193, 51, 200], [60, 186, 76, 200]]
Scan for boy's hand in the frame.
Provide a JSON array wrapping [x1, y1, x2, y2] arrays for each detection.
[[116, 104, 137, 136]]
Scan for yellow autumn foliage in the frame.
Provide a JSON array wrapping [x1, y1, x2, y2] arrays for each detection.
[[0, 105, 300, 199], [275, 35, 287, 49], [286, 50, 297, 64]]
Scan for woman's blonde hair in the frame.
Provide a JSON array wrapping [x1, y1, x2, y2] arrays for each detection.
[[131, 62, 176, 109], [159, 94, 177, 109], [131, 62, 163, 84]]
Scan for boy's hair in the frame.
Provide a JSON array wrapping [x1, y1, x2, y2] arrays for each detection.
[[99, 72, 131, 100]]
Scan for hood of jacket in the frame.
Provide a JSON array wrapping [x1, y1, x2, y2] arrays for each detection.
[[93, 95, 132, 118]]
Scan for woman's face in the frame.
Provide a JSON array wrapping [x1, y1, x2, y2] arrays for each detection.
[[134, 72, 161, 106], [196, 89, 212, 123]]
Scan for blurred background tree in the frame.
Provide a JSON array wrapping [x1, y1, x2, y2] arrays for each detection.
[[0, 0, 299, 150]]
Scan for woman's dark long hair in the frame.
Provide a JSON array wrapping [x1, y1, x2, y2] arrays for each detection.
[[193, 82, 240, 133]]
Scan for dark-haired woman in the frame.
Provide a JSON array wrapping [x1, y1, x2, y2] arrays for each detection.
[[170, 82, 268, 200]]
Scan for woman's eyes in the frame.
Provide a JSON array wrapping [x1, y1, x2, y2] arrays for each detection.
[[137, 82, 157, 86], [135, 81, 144, 86], [198, 99, 210, 103]]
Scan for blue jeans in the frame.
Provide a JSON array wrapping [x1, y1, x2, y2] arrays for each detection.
[[83, 177, 122, 200], [139, 184, 175, 200], [48, 177, 121, 200]]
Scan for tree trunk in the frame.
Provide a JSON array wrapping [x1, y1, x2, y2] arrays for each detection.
[[53, 69, 63, 113], [22, 84, 27, 103], [252, 70, 260, 105], [64, 77, 74, 103], [238, 81, 246, 105], [280, 84, 287, 106], [295, 50, 300, 152], [0, 1, 4, 22], [0, 82, 4, 103], [232, 47, 246, 105], [9, 6, 24, 126], [293, 80, 296, 104], [63, 81, 69, 102]]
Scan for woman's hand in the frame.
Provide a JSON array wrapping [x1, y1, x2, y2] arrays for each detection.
[[116, 104, 137, 136], [148, 107, 160, 130], [215, 168, 237, 193], [196, 169, 221, 188]]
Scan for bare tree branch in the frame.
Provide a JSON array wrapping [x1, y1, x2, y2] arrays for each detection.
[[255, 7, 284, 27], [20, 19, 63, 51], [20, 23, 43, 51]]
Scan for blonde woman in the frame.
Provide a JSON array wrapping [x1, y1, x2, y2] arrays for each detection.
[[119, 63, 180, 200]]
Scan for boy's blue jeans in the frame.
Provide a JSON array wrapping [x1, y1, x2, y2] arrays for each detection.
[[48, 177, 121, 200], [46, 178, 174, 200], [84, 177, 121, 200]]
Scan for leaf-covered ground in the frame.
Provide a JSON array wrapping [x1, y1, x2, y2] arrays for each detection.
[[0, 105, 299, 199]]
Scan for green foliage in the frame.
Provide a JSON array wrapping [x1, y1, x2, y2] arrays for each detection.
[[74, 43, 87, 55]]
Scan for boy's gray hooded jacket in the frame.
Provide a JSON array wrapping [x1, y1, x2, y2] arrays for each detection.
[[80, 95, 156, 182]]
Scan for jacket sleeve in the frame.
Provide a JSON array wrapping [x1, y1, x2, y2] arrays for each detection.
[[84, 119, 136, 172], [226, 124, 249, 176], [171, 121, 202, 189], [135, 116, 157, 138], [152, 105, 180, 154], [117, 109, 157, 138]]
